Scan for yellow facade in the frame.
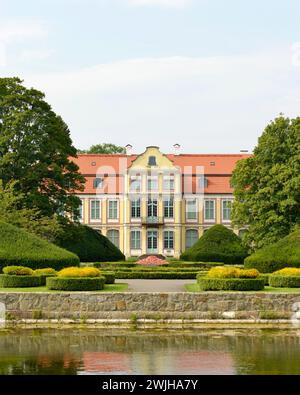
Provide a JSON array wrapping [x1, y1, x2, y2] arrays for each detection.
[[78, 147, 237, 258]]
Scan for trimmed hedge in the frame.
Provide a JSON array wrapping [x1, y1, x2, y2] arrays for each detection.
[[197, 276, 265, 291], [269, 275, 300, 288], [113, 271, 199, 279], [244, 230, 300, 273], [94, 262, 223, 270], [46, 276, 105, 291], [0, 274, 42, 288], [103, 272, 115, 284], [180, 225, 248, 264], [37, 274, 57, 286], [0, 221, 79, 271], [55, 224, 125, 262], [259, 273, 270, 286]]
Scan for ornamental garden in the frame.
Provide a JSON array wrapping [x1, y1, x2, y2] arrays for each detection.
[[1, 221, 300, 294]]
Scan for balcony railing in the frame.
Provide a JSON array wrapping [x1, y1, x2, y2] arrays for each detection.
[[141, 216, 164, 225]]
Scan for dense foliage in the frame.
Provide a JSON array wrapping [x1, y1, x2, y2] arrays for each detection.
[[58, 267, 101, 278], [55, 224, 125, 262], [78, 143, 125, 154], [180, 225, 248, 264], [231, 116, 300, 249], [244, 229, 300, 273], [0, 274, 41, 288], [0, 77, 85, 219], [197, 276, 265, 291], [207, 267, 259, 279], [46, 276, 105, 291], [269, 275, 300, 288], [2, 266, 34, 276], [0, 221, 79, 270]]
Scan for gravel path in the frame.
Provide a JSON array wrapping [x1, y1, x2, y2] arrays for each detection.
[[116, 279, 194, 292]]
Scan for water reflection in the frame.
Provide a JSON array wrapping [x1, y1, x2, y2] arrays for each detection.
[[0, 328, 300, 375]]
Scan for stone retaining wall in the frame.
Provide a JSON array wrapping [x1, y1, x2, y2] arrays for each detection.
[[1, 292, 300, 321]]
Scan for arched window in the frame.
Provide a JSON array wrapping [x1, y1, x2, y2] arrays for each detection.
[[186, 229, 198, 249], [107, 229, 120, 248]]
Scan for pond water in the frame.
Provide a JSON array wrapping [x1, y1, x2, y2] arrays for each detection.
[[1, 328, 300, 375]]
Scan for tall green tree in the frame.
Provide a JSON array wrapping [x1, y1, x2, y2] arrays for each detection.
[[78, 143, 125, 154], [0, 77, 85, 218], [231, 115, 300, 249]]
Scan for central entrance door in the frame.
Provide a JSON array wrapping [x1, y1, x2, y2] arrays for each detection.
[[147, 230, 158, 254]]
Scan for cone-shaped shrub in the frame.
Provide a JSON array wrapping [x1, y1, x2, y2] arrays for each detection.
[[0, 221, 79, 270], [244, 230, 300, 273], [55, 224, 125, 262], [180, 224, 248, 264]]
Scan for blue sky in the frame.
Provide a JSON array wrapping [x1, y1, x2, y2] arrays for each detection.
[[1, 0, 300, 153]]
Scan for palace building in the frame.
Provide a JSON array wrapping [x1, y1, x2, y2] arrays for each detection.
[[73, 146, 249, 258]]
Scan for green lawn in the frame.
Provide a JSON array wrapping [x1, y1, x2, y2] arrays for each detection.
[[185, 283, 300, 293], [0, 283, 128, 293]]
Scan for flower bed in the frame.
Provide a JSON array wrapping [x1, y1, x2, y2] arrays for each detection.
[[137, 256, 168, 266], [269, 268, 300, 288], [197, 266, 265, 291]]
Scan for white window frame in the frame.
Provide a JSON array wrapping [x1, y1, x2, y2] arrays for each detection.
[[186, 198, 197, 221], [90, 199, 101, 222], [164, 230, 174, 250], [164, 198, 174, 219], [130, 230, 141, 250], [147, 177, 158, 192], [222, 199, 232, 222], [131, 198, 141, 219], [108, 199, 119, 220], [185, 229, 198, 249], [204, 199, 215, 222], [163, 177, 175, 192], [129, 176, 141, 192], [107, 229, 120, 248]]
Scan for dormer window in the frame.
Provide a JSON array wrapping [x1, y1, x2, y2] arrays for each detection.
[[93, 177, 103, 188], [148, 156, 157, 166], [210, 161, 215, 166]]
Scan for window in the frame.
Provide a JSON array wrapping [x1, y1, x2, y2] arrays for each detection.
[[130, 177, 141, 192], [204, 200, 215, 221], [79, 200, 83, 221], [90, 199, 101, 220], [199, 176, 208, 189], [222, 200, 232, 221], [163, 177, 175, 191], [148, 156, 157, 166], [108, 200, 118, 219], [93, 177, 103, 188], [131, 230, 141, 249], [186, 229, 198, 249], [164, 198, 174, 218], [107, 229, 119, 248], [147, 177, 158, 191], [131, 199, 141, 218], [147, 198, 158, 218], [164, 231, 174, 249], [186, 199, 197, 220]]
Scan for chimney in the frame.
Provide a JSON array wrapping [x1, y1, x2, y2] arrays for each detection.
[[125, 144, 133, 155], [173, 143, 181, 155]]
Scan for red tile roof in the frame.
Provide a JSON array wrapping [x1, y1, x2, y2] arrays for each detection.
[[73, 153, 250, 195]]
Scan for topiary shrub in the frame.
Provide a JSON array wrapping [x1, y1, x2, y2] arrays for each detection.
[[180, 225, 248, 264], [269, 268, 300, 288], [244, 230, 300, 273], [0, 274, 41, 288], [102, 271, 115, 284], [33, 268, 57, 286], [0, 221, 79, 271], [197, 277, 265, 291], [3, 266, 34, 276], [58, 267, 101, 278], [206, 266, 259, 279], [55, 224, 125, 262], [46, 276, 105, 291]]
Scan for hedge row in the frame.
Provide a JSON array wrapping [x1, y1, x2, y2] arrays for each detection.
[[197, 276, 265, 291], [269, 276, 300, 288], [103, 272, 115, 284], [46, 276, 106, 291], [0, 274, 42, 288], [113, 271, 200, 279], [94, 262, 223, 270]]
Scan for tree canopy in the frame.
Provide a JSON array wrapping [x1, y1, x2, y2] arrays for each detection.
[[231, 115, 300, 249], [78, 143, 125, 154], [0, 77, 85, 219]]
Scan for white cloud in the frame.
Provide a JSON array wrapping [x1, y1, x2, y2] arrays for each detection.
[[19, 49, 54, 62], [126, 0, 192, 8], [0, 20, 47, 43], [23, 49, 299, 153]]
